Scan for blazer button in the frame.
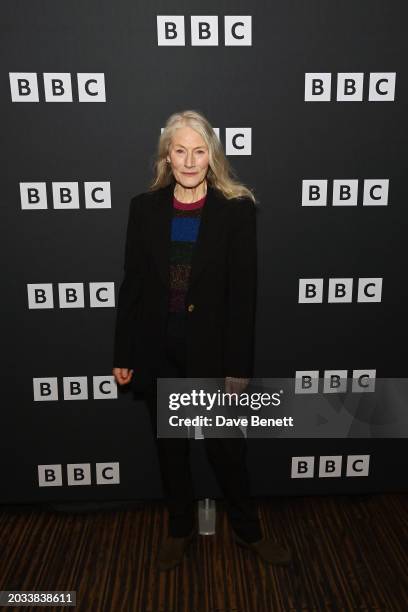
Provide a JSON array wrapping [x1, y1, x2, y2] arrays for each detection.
[[187, 303, 195, 312]]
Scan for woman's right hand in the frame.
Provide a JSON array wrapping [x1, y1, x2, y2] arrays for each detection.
[[112, 367, 134, 386]]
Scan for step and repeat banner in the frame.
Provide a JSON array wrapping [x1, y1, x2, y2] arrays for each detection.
[[2, 2, 407, 504]]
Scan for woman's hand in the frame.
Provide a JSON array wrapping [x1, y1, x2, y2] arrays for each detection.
[[112, 367, 134, 386], [225, 376, 250, 396]]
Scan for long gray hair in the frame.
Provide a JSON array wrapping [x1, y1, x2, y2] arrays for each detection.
[[148, 109, 256, 203]]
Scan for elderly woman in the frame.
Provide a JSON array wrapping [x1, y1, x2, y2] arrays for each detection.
[[112, 110, 291, 571]]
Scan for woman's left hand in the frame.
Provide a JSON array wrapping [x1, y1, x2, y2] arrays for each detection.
[[225, 376, 250, 396]]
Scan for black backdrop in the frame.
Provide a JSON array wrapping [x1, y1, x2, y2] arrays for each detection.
[[2, 1, 407, 504]]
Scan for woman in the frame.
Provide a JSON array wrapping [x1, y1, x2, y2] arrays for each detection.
[[112, 110, 291, 571]]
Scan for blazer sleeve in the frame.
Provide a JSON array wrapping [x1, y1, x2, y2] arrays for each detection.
[[224, 197, 258, 378], [112, 194, 145, 368]]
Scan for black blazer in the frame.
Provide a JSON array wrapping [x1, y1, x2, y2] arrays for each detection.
[[112, 180, 258, 392]]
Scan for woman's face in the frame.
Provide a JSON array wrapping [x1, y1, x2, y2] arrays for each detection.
[[166, 126, 209, 189]]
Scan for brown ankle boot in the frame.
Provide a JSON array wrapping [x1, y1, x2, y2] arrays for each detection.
[[233, 532, 292, 566], [156, 529, 195, 572]]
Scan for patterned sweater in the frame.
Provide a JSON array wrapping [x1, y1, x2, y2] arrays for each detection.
[[168, 193, 207, 319]]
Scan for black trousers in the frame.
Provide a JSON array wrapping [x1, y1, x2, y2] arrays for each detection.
[[143, 313, 263, 542]]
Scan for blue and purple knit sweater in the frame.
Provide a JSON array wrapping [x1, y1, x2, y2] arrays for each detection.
[[168, 192, 206, 318]]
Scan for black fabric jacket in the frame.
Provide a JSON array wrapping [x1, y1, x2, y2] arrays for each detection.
[[112, 180, 258, 392]]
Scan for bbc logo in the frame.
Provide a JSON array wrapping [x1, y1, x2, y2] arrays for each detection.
[[20, 182, 111, 210], [38, 463, 120, 486], [9, 72, 106, 102], [27, 283, 115, 309], [291, 455, 370, 478], [301, 179, 389, 207], [304, 72, 396, 101], [298, 278, 383, 303], [157, 15, 252, 46]]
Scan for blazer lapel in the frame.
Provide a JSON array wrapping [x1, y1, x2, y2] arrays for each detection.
[[150, 181, 224, 290]]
